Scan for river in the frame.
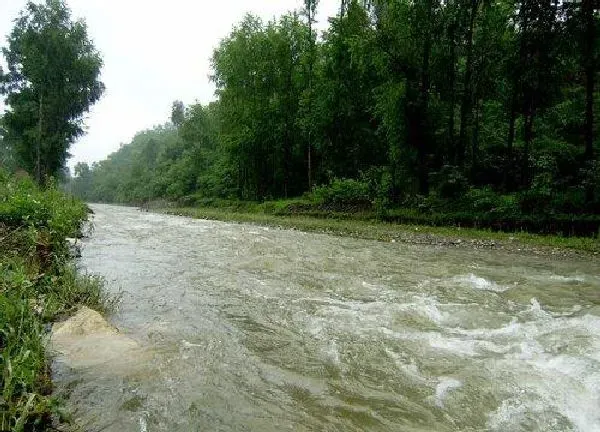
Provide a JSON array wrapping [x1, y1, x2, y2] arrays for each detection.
[[52, 204, 600, 431]]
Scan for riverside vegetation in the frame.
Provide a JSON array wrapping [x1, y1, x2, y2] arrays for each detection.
[[0, 171, 112, 431], [0, 0, 107, 430], [68, 1, 600, 242]]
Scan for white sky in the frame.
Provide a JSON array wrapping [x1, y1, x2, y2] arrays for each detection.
[[0, 0, 338, 168]]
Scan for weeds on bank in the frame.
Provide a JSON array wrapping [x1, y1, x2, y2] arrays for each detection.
[[0, 171, 113, 431]]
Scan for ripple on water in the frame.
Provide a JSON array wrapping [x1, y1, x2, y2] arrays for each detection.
[[62, 204, 600, 432], [433, 378, 463, 408], [452, 273, 511, 293]]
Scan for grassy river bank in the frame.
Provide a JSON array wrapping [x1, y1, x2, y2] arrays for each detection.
[[0, 173, 112, 431], [157, 204, 600, 257]]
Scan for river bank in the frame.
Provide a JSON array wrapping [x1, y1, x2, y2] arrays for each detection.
[[0, 173, 112, 431], [158, 206, 600, 257]]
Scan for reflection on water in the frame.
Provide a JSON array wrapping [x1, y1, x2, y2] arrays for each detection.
[[52, 204, 600, 431]]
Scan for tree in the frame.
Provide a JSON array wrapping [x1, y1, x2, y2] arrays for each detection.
[[303, 0, 319, 190], [71, 161, 92, 199], [171, 100, 185, 127], [457, 0, 482, 168], [373, 0, 440, 195], [0, 0, 104, 184], [0, 114, 15, 171], [316, 0, 383, 179], [212, 13, 309, 199], [581, 0, 596, 161]]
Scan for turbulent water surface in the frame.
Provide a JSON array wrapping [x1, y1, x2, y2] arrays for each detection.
[[53, 204, 600, 431]]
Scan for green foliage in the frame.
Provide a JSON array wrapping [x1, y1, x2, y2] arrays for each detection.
[[212, 13, 310, 198], [311, 178, 371, 206], [431, 166, 469, 200], [463, 187, 518, 217], [0, 288, 51, 432], [0, 172, 87, 241], [69, 0, 599, 235], [1, 0, 104, 183], [171, 100, 185, 128], [0, 171, 112, 430]]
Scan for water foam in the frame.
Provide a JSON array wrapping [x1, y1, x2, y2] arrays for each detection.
[[434, 377, 463, 408], [456, 304, 600, 431], [323, 340, 341, 366], [454, 273, 510, 292], [487, 352, 600, 431], [550, 275, 586, 284], [139, 415, 148, 432], [384, 348, 427, 384]]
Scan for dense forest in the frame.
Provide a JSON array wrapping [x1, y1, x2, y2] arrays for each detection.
[[56, 1, 600, 231]]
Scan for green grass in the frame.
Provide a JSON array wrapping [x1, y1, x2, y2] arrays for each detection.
[[161, 206, 600, 255], [0, 172, 114, 431]]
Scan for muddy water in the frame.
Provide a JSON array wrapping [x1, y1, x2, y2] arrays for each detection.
[[52, 204, 600, 431]]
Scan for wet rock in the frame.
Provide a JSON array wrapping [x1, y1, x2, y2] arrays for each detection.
[[51, 306, 146, 369]]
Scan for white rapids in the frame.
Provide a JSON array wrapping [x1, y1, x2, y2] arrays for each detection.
[[52, 204, 600, 431]]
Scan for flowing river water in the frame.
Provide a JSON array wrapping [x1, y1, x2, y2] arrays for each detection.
[[51, 204, 600, 431]]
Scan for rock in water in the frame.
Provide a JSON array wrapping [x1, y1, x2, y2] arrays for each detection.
[[51, 306, 145, 369]]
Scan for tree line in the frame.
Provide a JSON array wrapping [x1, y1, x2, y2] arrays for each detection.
[[10, 1, 600, 220]]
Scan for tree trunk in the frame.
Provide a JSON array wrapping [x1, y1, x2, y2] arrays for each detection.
[[458, 0, 479, 169], [418, 0, 434, 195], [37, 92, 43, 184], [308, 131, 313, 190], [584, 56, 594, 161], [582, 0, 595, 203], [583, 0, 594, 161], [307, 2, 315, 190], [505, 92, 517, 191], [471, 98, 481, 183], [522, 96, 534, 188], [448, 12, 457, 164], [284, 51, 294, 198], [505, 6, 529, 192]]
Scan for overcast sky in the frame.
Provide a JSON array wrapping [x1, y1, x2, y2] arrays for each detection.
[[0, 0, 338, 169]]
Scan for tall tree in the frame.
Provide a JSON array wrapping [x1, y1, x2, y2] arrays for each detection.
[[0, 0, 104, 184], [171, 100, 185, 128], [303, 0, 319, 190], [457, 0, 482, 168], [505, 0, 559, 188], [72, 161, 92, 200], [416, 0, 437, 194], [581, 0, 596, 161], [212, 14, 309, 199], [316, 1, 383, 179], [0, 114, 15, 171]]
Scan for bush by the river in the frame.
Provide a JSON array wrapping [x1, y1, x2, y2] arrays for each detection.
[[0, 171, 112, 431]]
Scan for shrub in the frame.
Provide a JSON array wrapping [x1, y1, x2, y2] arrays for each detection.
[[311, 178, 371, 206], [464, 187, 498, 212], [431, 165, 469, 200], [0, 174, 88, 240], [0, 170, 113, 430], [462, 187, 519, 217], [360, 167, 393, 219], [551, 187, 586, 214]]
